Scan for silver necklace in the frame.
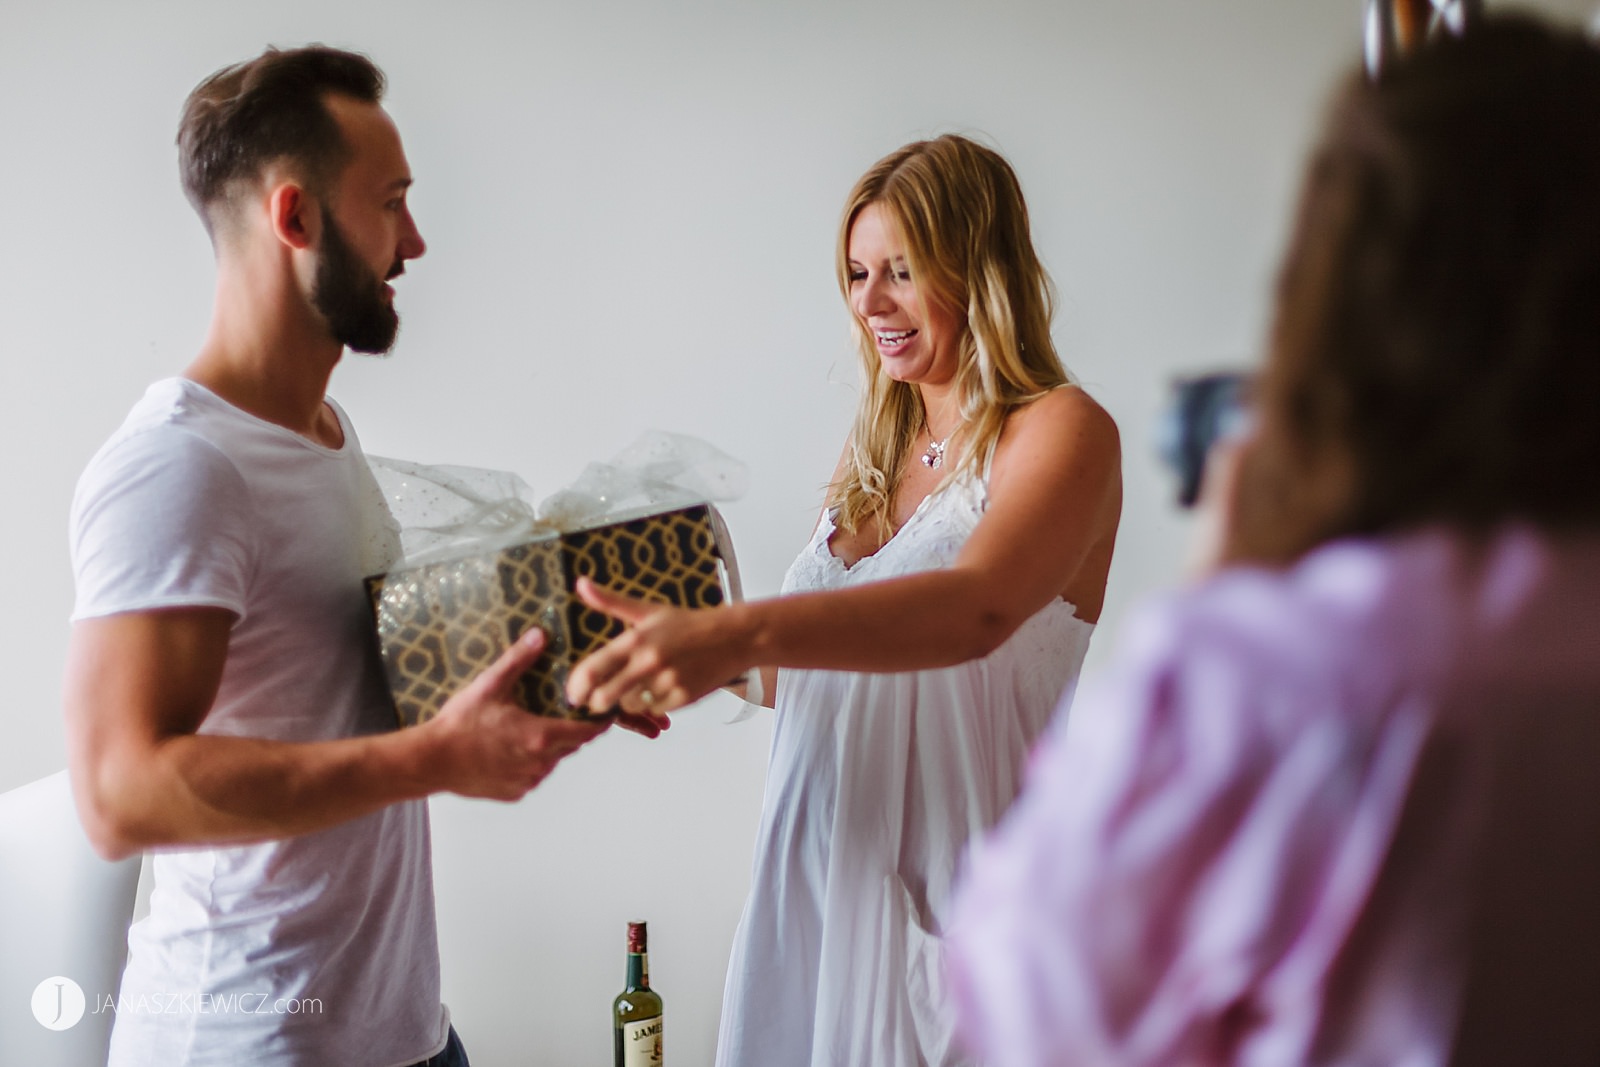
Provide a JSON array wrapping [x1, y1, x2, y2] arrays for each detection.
[[921, 395, 957, 469]]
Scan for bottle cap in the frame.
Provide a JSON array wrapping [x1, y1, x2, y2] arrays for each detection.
[[627, 921, 648, 953]]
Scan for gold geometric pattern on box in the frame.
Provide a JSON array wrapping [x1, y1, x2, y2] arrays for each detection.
[[368, 504, 727, 726]]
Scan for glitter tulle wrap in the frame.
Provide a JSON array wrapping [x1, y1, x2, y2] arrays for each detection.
[[369, 429, 748, 567]]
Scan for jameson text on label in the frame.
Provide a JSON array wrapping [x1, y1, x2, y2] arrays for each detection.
[[623, 1014, 663, 1067]]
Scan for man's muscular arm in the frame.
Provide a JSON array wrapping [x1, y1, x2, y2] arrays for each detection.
[[64, 607, 607, 861]]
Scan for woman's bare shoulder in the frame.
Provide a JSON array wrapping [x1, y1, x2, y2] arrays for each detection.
[[1001, 385, 1121, 460]]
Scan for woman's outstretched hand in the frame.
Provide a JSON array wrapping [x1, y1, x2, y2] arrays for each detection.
[[564, 577, 750, 716]]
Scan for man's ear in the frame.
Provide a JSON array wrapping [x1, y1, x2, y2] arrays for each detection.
[[267, 182, 318, 252]]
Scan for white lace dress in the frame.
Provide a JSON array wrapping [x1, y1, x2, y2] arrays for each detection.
[[714, 470, 1096, 1067]]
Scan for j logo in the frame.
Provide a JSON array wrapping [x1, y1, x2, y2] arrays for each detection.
[[30, 976, 86, 1030]]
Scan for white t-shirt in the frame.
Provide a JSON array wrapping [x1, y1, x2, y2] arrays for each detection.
[[71, 378, 450, 1067]]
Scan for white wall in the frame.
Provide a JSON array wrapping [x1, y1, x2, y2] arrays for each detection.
[[3, 1, 1594, 1063]]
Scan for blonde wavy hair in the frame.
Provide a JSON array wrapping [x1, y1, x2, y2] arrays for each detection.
[[828, 135, 1072, 535]]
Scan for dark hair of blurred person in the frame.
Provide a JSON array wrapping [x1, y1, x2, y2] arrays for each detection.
[[1231, 15, 1600, 563]]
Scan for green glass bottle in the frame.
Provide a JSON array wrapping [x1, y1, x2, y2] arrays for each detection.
[[613, 921, 664, 1067]]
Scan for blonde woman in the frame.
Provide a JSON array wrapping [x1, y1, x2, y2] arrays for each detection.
[[569, 135, 1121, 1065]]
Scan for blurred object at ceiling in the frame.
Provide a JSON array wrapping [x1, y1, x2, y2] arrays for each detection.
[[1365, 0, 1484, 77]]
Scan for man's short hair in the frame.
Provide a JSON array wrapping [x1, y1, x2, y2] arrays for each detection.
[[177, 45, 385, 234]]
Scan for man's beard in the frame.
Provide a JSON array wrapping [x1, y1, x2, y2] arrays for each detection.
[[311, 207, 401, 355]]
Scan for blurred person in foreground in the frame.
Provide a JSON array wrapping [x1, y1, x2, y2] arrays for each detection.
[[566, 135, 1122, 1064], [947, 15, 1600, 1067]]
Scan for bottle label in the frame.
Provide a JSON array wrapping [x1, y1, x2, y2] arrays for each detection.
[[621, 1014, 663, 1067]]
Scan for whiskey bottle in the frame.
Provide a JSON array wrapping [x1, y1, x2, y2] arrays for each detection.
[[613, 921, 664, 1066]]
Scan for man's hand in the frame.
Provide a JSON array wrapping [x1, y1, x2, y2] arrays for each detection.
[[423, 629, 612, 800]]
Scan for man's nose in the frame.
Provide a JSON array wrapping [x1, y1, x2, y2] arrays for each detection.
[[400, 208, 426, 260]]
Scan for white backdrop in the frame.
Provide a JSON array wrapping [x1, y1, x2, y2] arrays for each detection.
[[3, 1, 1593, 1063]]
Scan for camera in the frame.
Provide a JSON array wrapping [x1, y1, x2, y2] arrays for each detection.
[[1156, 371, 1253, 508]]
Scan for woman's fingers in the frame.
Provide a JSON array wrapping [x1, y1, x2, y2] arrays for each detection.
[[565, 635, 647, 711], [566, 580, 724, 714], [575, 577, 658, 625], [566, 581, 646, 709], [574, 652, 680, 716], [589, 655, 668, 714], [564, 650, 607, 708]]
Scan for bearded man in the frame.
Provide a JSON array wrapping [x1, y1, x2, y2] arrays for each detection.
[[63, 46, 627, 1067]]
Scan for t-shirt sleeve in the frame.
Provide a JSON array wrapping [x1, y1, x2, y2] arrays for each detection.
[[70, 426, 257, 621]]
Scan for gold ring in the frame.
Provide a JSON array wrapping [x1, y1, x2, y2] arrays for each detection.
[[639, 688, 656, 707]]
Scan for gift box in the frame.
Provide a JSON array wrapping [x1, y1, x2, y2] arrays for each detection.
[[366, 502, 732, 724]]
